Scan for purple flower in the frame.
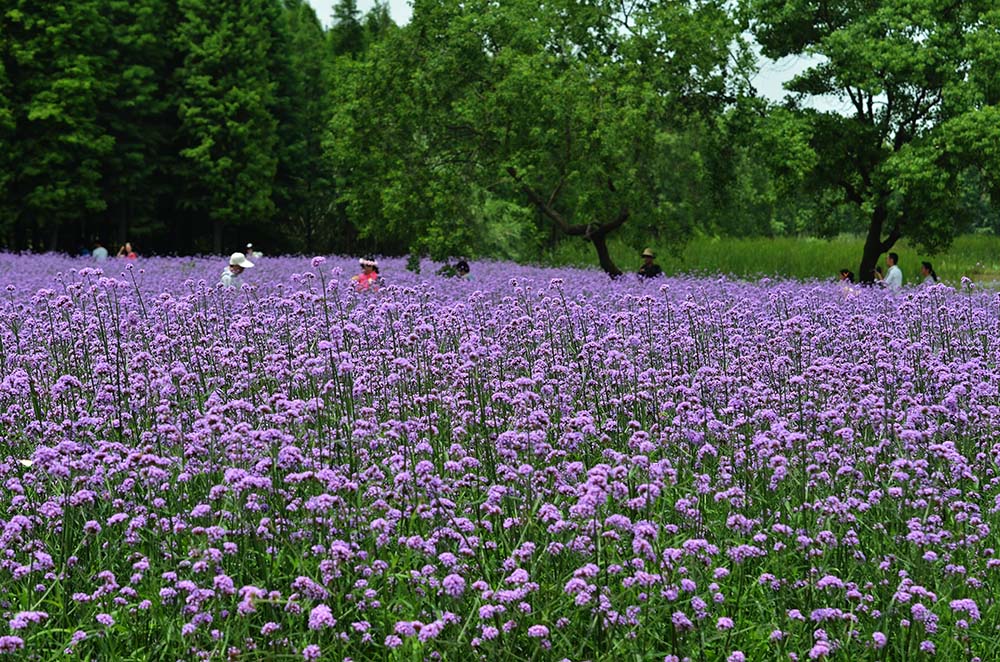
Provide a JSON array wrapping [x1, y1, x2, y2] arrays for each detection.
[[96, 613, 114, 627], [443, 573, 466, 597], [8, 611, 47, 630], [308, 604, 336, 630], [671, 611, 693, 631], [527, 625, 549, 638], [302, 644, 321, 660], [0, 637, 24, 653]]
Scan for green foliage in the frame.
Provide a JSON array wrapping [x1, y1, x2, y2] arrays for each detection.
[[172, 0, 284, 251], [326, 0, 749, 272], [0, 59, 14, 232], [99, 0, 174, 245], [271, 0, 339, 253], [0, 0, 998, 259], [744, 0, 1000, 279], [549, 233, 1000, 285], [1, 0, 115, 246]]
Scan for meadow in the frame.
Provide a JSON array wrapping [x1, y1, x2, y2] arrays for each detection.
[[549, 234, 1000, 285], [0, 253, 998, 660]]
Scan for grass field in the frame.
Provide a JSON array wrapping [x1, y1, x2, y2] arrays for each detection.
[[548, 234, 1000, 285]]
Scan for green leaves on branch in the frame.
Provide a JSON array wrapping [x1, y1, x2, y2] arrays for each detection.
[[328, 0, 748, 271]]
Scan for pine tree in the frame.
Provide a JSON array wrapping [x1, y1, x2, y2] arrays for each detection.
[[98, 0, 175, 250], [172, 0, 281, 253], [1, 0, 114, 250], [329, 0, 364, 57], [279, 0, 341, 252], [0, 59, 15, 242]]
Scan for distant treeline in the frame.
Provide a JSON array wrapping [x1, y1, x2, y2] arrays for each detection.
[[1, 0, 999, 279], [0, 0, 392, 256]]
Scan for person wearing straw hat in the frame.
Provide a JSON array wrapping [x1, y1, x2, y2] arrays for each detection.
[[352, 256, 382, 291], [220, 252, 254, 287], [638, 248, 663, 278]]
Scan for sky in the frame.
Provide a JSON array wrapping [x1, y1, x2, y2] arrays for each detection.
[[308, 0, 412, 26], [304, 0, 847, 111]]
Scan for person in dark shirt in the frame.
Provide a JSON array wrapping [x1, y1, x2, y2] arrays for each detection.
[[638, 248, 663, 278]]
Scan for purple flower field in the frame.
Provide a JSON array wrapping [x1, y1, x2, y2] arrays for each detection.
[[1, 253, 999, 660]]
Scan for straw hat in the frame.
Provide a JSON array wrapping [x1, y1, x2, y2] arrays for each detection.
[[641, 248, 655, 258]]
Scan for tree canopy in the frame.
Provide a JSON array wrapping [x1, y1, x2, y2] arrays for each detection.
[[0, 0, 997, 271], [744, 0, 1000, 280]]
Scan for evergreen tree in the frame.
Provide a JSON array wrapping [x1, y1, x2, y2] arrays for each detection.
[[280, 0, 341, 252], [362, 1, 396, 50], [172, 0, 282, 253], [99, 0, 174, 250], [0, 60, 14, 241], [329, 0, 364, 57], [1, 0, 114, 251]]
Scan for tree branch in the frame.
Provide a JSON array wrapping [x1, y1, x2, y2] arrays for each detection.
[[879, 224, 902, 252], [506, 167, 577, 234]]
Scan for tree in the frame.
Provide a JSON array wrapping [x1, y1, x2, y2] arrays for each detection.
[[172, 0, 282, 253], [329, 0, 364, 57], [277, 0, 342, 253], [744, 0, 998, 282], [0, 59, 14, 240], [1, 0, 114, 250], [326, 0, 747, 273], [99, 0, 174, 249], [362, 1, 396, 50]]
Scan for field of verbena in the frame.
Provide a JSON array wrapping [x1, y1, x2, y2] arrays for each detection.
[[1, 254, 999, 661]]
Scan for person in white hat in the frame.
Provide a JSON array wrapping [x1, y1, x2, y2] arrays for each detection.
[[245, 243, 259, 259], [220, 252, 254, 288]]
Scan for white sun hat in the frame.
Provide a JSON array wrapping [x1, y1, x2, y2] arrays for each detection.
[[230, 252, 254, 268]]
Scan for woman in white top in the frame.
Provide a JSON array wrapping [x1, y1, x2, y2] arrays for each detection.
[[920, 261, 938, 285], [220, 252, 254, 287]]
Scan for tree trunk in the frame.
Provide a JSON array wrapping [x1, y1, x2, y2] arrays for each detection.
[[590, 231, 623, 278], [47, 222, 60, 253], [506, 167, 628, 278], [117, 205, 129, 249], [858, 202, 900, 284]]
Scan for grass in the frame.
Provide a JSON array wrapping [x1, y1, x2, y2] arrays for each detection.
[[546, 234, 1000, 285]]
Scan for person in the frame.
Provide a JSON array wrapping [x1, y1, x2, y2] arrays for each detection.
[[245, 243, 259, 259], [92, 241, 108, 262], [638, 248, 663, 278], [884, 252, 902, 290], [352, 257, 382, 291], [117, 242, 137, 260], [838, 269, 855, 284], [455, 260, 471, 279], [220, 252, 254, 287], [920, 261, 938, 285]]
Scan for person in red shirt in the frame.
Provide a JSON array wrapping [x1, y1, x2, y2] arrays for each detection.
[[352, 257, 382, 291], [117, 241, 137, 260]]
